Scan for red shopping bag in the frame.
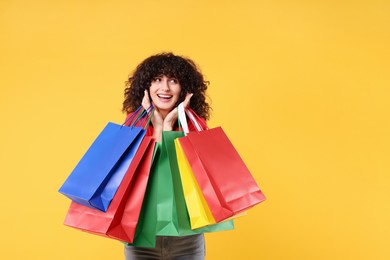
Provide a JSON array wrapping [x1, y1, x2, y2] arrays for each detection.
[[177, 106, 266, 223], [64, 136, 155, 243]]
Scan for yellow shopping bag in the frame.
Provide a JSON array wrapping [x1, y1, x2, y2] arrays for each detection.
[[174, 139, 216, 229]]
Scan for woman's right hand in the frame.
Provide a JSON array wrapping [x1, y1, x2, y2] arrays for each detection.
[[142, 90, 164, 141]]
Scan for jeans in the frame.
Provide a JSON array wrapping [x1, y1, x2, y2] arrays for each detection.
[[124, 234, 205, 260]]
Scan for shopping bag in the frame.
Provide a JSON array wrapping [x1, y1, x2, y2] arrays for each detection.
[[127, 143, 161, 248], [177, 104, 266, 223], [59, 109, 148, 212], [157, 131, 234, 236], [175, 139, 216, 229], [127, 142, 161, 248], [64, 136, 155, 243], [127, 134, 235, 248]]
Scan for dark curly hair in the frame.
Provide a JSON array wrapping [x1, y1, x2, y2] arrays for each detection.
[[122, 52, 211, 120]]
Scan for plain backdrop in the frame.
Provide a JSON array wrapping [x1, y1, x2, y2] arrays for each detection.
[[1, 0, 389, 259]]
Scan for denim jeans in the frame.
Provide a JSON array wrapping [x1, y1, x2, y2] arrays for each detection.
[[124, 234, 205, 260]]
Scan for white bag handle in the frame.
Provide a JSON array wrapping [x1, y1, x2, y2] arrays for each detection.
[[178, 103, 189, 135], [186, 109, 203, 131], [178, 103, 203, 135]]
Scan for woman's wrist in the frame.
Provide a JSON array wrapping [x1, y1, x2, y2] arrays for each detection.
[[153, 123, 163, 131], [153, 125, 163, 143]]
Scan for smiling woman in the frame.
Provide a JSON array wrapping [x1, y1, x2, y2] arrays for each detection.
[[122, 52, 210, 142], [123, 52, 210, 121], [121, 53, 212, 259]]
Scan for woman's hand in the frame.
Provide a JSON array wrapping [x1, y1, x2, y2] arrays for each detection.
[[142, 90, 164, 131], [142, 90, 192, 142], [163, 93, 193, 131]]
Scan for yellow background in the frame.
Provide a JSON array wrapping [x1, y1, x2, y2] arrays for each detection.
[[1, 0, 389, 259]]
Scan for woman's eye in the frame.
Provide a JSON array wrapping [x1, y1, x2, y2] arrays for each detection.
[[170, 78, 178, 84], [153, 77, 161, 82]]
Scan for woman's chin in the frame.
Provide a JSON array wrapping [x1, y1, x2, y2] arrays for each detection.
[[153, 101, 176, 112]]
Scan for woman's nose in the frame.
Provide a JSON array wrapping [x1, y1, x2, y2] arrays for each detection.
[[161, 79, 170, 91]]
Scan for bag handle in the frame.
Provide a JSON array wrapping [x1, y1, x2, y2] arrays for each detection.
[[178, 103, 205, 135], [187, 108, 207, 130], [122, 105, 153, 129], [186, 108, 206, 131], [178, 103, 190, 134]]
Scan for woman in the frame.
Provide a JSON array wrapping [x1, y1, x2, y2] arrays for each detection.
[[122, 52, 211, 260]]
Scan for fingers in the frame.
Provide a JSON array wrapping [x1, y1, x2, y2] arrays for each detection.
[[141, 90, 151, 110], [182, 93, 193, 108]]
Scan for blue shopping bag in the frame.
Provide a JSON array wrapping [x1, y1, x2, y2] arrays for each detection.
[[59, 111, 148, 212]]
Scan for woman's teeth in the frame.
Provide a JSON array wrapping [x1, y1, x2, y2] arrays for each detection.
[[157, 94, 172, 99]]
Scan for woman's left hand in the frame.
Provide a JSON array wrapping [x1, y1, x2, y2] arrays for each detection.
[[163, 93, 193, 131]]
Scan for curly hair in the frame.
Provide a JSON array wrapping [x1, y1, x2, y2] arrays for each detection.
[[122, 52, 211, 120]]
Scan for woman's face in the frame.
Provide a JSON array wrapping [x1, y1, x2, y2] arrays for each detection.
[[149, 75, 182, 116]]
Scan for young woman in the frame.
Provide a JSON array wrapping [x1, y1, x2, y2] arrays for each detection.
[[122, 52, 211, 260]]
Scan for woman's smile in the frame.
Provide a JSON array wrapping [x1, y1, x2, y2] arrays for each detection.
[[156, 94, 173, 101]]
